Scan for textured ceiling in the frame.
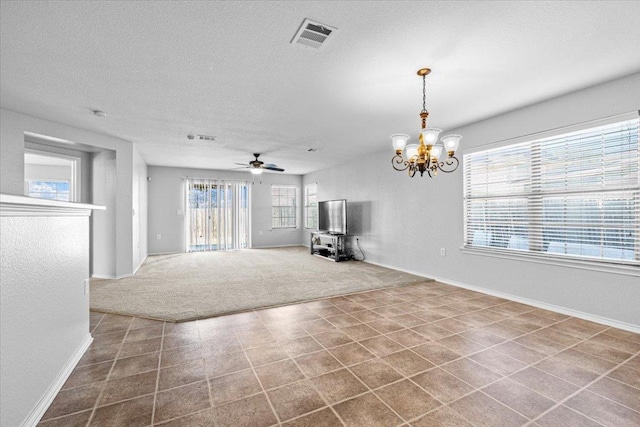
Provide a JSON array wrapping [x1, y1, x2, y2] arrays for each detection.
[[2, 1, 639, 175]]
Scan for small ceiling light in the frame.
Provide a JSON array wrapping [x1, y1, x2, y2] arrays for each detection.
[[390, 68, 461, 178], [250, 168, 263, 175], [92, 110, 107, 118]]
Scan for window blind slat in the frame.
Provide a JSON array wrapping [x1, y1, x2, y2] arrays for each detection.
[[463, 117, 640, 265]]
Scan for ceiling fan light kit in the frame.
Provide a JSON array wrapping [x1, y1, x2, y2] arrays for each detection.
[[234, 153, 285, 174], [390, 68, 461, 178]]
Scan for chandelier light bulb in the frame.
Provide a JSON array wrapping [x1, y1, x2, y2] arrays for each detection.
[[390, 133, 410, 153], [420, 128, 442, 146], [441, 134, 462, 155], [405, 144, 419, 161], [431, 145, 443, 160]]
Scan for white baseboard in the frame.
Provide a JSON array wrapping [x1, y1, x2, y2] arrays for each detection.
[[430, 275, 640, 334], [147, 251, 183, 256], [21, 334, 93, 427], [91, 273, 116, 279], [252, 244, 305, 249], [364, 259, 640, 334], [363, 259, 437, 282], [91, 273, 132, 279], [132, 255, 147, 275]]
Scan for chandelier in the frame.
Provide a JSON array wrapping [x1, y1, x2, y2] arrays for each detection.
[[390, 68, 461, 178]]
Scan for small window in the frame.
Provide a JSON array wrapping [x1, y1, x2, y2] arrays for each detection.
[[271, 185, 297, 228], [24, 151, 80, 202], [304, 183, 318, 229]]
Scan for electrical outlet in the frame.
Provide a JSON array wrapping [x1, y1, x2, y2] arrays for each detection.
[[177, 209, 182, 215], [259, 230, 263, 235], [440, 248, 446, 256], [156, 234, 162, 240], [83, 278, 90, 295]]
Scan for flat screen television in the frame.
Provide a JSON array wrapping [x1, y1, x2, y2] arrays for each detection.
[[318, 199, 347, 235]]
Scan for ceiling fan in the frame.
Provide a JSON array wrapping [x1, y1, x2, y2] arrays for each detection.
[[234, 153, 284, 174]]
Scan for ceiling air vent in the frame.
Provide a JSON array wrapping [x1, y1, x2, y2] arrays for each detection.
[[187, 134, 217, 141], [291, 18, 337, 50]]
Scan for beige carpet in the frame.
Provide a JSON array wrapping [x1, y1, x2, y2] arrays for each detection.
[[90, 247, 432, 322]]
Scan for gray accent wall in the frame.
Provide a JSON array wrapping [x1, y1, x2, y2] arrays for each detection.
[[302, 73, 640, 328], [147, 166, 303, 254]]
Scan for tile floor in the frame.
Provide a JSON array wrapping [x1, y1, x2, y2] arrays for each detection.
[[39, 281, 640, 426]]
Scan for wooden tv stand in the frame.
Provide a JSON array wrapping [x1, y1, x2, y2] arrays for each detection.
[[310, 232, 348, 262]]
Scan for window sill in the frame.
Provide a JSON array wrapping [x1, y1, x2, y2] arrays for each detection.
[[460, 247, 639, 277]]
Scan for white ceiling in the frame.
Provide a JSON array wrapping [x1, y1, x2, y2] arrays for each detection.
[[2, 1, 639, 175]]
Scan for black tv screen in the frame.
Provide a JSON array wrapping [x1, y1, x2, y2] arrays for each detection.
[[318, 199, 347, 235]]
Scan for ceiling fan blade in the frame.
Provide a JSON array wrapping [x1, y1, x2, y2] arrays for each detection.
[[263, 166, 285, 172], [234, 162, 250, 166], [264, 163, 278, 168], [230, 166, 250, 170]]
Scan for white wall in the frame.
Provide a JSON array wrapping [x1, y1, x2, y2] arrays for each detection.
[[0, 196, 96, 427], [303, 73, 640, 329], [91, 150, 117, 277], [147, 166, 303, 254], [0, 108, 139, 277], [132, 146, 148, 271]]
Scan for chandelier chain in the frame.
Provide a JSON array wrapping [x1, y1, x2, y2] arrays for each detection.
[[421, 74, 427, 114]]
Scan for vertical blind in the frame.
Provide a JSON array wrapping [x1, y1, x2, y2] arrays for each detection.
[[463, 115, 639, 265], [185, 178, 251, 252]]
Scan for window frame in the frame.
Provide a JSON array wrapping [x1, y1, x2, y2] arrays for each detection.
[[304, 183, 318, 230], [271, 184, 298, 229], [462, 112, 640, 276]]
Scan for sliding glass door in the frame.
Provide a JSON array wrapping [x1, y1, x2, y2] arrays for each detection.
[[185, 178, 251, 252]]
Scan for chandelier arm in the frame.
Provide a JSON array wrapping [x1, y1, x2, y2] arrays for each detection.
[[436, 156, 460, 173], [391, 155, 410, 171], [408, 165, 416, 177]]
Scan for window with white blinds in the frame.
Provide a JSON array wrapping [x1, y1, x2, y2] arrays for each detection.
[[464, 115, 639, 266], [272, 185, 297, 228]]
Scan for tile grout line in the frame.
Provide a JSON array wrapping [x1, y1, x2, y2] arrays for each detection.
[[74, 286, 638, 427], [363, 312, 626, 425], [149, 321, 166, 426], [427, 322, 613, 425], [526, 345, 640, 426], [283, 333, 348, 426], [333, 345, 439, 426], [232, 328, 284, 426], [226, 296, 633, 424], [84, 317, 135, 427], [199, 324, 219, 427]]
